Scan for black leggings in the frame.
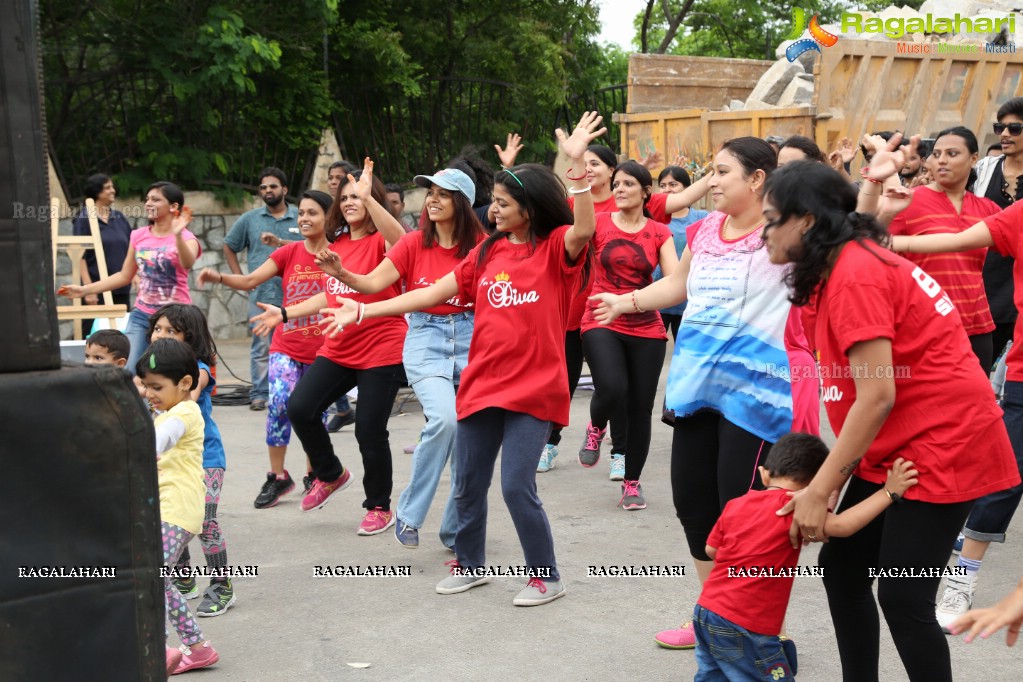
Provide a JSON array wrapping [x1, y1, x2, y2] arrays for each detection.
[[969, 332, 993, 375], [819, 476, 973, 682], [287, 357, 405, 510], [672, 411, 772, 560], [661, 313, 682, 341], [991, 322, 1014, 373], [582, 328, 666, 480], [548, 329, 584, 447]]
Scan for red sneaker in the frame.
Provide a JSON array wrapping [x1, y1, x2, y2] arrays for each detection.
[[165, 646, 182, 675], [173, 640, 219, 673], [300, 469, 353, 512], [654, 621, 696, 649], [357, 507, 395, 535]]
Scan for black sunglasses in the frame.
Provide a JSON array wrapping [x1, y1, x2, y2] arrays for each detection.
[[994, 123, 1023, 135]]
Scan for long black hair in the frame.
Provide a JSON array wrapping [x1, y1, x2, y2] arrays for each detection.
[[478, 163, 592, 291], [324, 171, 389, 242], [422, 187, 484, 259], [763, 161, 893, 306], [146, 303, 218, 366]]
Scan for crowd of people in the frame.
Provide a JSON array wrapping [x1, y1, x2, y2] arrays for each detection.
[[57, 100, 1023, 679]]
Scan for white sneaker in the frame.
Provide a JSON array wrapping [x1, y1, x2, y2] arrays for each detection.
[[936, 573, 976, 633], [537, 444, 558, 473], [609, 453, 625, 481]]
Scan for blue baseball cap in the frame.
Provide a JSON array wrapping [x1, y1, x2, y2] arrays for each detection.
[[413, 168, 475, 205]]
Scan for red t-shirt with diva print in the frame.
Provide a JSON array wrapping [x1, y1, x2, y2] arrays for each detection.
[[319, 231, 407, 369], [453, 225, 585, 426], [814, 240, 1017, 503], [386, 230, 481, 316], [268, 242, 327, 365], [581, 212, 671, 338]]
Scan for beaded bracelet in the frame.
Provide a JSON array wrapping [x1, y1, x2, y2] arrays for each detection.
[[631, 290, 645, 313]]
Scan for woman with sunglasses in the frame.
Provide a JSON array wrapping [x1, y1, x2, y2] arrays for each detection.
[[864, 127, 1001, 370]]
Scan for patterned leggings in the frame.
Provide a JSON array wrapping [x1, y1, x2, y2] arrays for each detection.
[[163, 521, 204, 646], [267, 352, 327, 447], [175, 468, 227, 580]]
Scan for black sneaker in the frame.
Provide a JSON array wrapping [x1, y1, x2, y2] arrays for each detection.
[[173, 575, 200, 599], [197, 579, 235, 617], [302, 473, 316, 494], [327, 409, 356, 432], [254, 471, 295, 509]]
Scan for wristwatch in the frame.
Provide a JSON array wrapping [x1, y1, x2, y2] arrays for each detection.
[[884, 487, 901, 504]]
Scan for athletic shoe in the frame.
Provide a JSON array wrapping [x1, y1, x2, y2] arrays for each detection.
[[654, 621, 696, 649], [254, 471, 295, 509], [937, 573, 976, 633], [609, 453, 625, 481], [619, 480, 647, 510], [173, 640, 219, 674], [166, 646, 183, 675], [326, 409, 356, 432], [513, 577, 566, 606], [302, 473, 316, 495], [196, 580, 235, 617], [172, 576, 199, 600], [436, 560, 492, 594], [358, 507, 395, 536], [301, 469, 353, 512], [537, 444, 558, 473], [952, 533, 964, 555], [249, 399, 266, 411], [395, 519, 419, 548], [578, 422, 606, 467]]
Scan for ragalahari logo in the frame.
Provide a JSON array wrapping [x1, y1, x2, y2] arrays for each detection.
[[785, 8, 839, 62]]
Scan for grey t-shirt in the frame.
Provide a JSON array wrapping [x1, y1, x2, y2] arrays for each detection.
[[224, 203, 299, 305]]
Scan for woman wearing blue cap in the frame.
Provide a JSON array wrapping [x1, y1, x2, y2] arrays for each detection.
[[314, 168, 485, 549]]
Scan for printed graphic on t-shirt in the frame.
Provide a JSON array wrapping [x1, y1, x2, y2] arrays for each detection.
[[136, 246, 181, 307], [282, 264, 325, 335], [411, 275, 471, 309], [480, 271, 539, 308]]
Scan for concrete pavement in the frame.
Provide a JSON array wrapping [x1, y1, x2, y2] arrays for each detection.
[[186, 338, 1023, 681]]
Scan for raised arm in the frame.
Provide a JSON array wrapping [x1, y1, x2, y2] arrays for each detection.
[[662, 174, 712, 214], [314, 249, 401, 294], [170, 207, 200, 270], [351, 158, 405, 248], [556, 111, 608, 260], [59, 246, 138, 297], [892, 220, 995, 254], [249, 291, 329, 337]]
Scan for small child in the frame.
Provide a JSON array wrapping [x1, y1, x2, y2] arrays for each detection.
[[84, 329, 130, 367], [693, 433, 919, 681], [138, 339, 219, 674], [147, 304, 235, 617]]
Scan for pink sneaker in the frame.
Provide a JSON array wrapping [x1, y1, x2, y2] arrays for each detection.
[[619, 480, 647, 510], [166, 646, 183, 675], [173, 640, 219, 673], [300, 469, 353, 512], [578, 422, 607, 467], [357, 507, 395, 535], [654, 621, 696, 649]]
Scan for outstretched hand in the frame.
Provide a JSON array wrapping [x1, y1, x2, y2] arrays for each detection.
[[250, 302, 283, 337], [555, 111, 607, 160], [881, 184, 913, 216], [318, 297, 360, 337], [170, 206, 193, 236], [589, 292, 629, 325], [863, 132, 920, 183], [314, 249, 345, 280], [495, 133, 524, 169], [951, 579, 1023, 645], [348, 157, 375, 201], [197, 268, 220, 287], [57, 284, 85, 299]]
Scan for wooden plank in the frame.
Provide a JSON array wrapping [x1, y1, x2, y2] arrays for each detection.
[[56, 305, 128, 321]]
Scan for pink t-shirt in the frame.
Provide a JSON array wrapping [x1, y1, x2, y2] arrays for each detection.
[[130, 225, 200, 314]]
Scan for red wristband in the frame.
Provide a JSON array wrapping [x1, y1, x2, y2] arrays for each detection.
[[566, 170, 586, 181], [860, 167, 883, 185]]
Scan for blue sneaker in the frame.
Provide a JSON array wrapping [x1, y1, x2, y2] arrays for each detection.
[[609, 453, 625, 481], [952, 533, 964, 555], [395, 519, 419, 548], [538, 444, 558, 473]]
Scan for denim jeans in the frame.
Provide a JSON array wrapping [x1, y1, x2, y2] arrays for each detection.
[[396, 311, 472, 546], [124, 307, 152, 375], [964, 379, 1023, 542], [453, 408, 558, 581], [248, 298, 271, 401], [693, 605, 797, 681]]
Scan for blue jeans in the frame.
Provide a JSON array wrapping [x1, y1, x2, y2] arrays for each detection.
[[453, 408, 558, 581], [124, 307, 152, 375], [397, 312, 472, 546], [964, 379, 1023, 542], [693, 605, 797, 681], [248, 298, 272, 401]]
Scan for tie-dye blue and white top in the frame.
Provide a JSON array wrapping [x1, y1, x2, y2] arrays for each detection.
[[665, 210, 794, 443]]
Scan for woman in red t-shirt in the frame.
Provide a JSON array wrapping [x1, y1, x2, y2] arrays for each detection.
[[884, 126, 1001, 369], [321, 114, 605, 607], [198, 190, 334, 509], [315, 168, 485, 550], [766, 160, 1019, 682], [251, 164, 408, 536], [578, 160, 677, 509]]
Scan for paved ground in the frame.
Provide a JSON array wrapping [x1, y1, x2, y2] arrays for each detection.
[[185, 338, 1022, 681]]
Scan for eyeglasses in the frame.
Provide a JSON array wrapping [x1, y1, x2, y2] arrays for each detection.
[[994, 123, 1023, 135], [259, 184, 281, 190]]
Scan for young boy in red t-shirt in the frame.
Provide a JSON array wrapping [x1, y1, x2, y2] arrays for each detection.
[[694, 433, 919, 681]]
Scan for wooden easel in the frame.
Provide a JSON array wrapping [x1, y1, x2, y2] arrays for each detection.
[[52, 197, 128, 339]]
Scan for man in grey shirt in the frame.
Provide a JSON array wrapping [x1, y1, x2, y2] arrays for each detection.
[[224, 167, 298, 410]]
